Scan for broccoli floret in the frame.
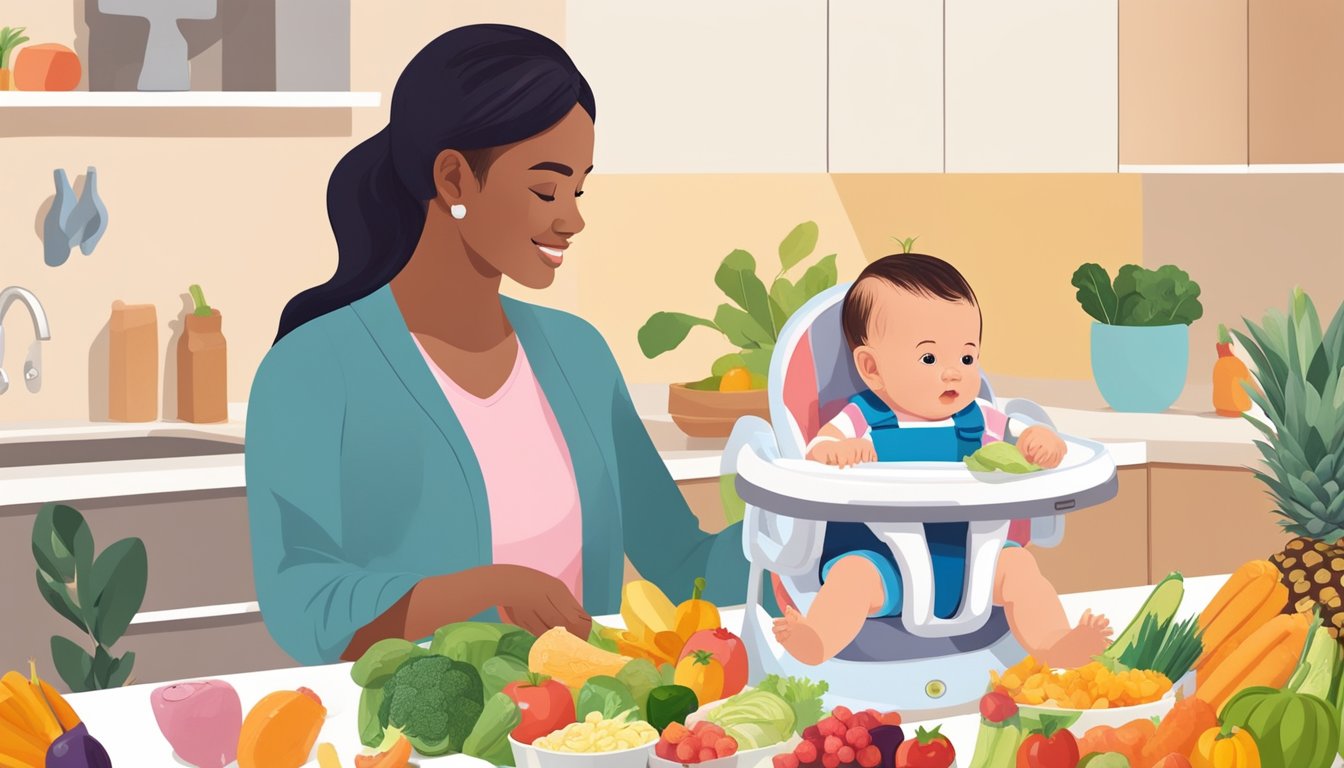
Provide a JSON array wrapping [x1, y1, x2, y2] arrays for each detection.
[[377, 655, 485, 756]]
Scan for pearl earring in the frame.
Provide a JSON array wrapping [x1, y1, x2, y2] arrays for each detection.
[[450, 204, 467, 220]]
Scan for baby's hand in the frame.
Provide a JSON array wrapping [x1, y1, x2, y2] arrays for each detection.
[[809, 438, 877, 468], [1017, 425, 1066, 469]]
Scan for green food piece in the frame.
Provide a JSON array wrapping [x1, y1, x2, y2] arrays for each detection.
[[964, 442, 1041, 474], [358, 687, 387, 748], [755, 674, 828, 735], [647, 685, 700, 732], [1072, 263, 1121, 325], [1291, 625, 1339, 701], [577, 676, 638, 722], [659, 663, 676, 687], [481, 655, 530, 700], [379, 655, 485, 756], [967, 719, 1024, 768], [1222, 686, 1339, 768], [1077, 753, 1131, 768], [588, 621, 620, 654], [1104, 572, 1184, 661], [462, 692, 523, 766], [1114, 612, 1203, 683], [706, 688, 796, 749], [616, 658, 663, 720], [1073, 262, 1203, 327], [350, 637, 431, 688], [430, 622, 522, 670], [495, 630, 536, 665], [188, 284, 212, 317]]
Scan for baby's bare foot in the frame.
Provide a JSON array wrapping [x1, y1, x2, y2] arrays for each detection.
[[775, 606, 827, 666], [1038, 609, 1114, 669]]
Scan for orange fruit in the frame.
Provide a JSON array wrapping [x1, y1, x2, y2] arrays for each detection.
[[719, 367, 752, 392]]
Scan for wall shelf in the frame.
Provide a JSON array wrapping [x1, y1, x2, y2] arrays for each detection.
[[1120, 163, 1344, 174], [0, 91, 381, 109]]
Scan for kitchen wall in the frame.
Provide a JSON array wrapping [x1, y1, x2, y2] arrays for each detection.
[[1, 2, 1341, 422]]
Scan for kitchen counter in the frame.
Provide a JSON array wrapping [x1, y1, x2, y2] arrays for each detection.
[[62, 574, 1233, 767]]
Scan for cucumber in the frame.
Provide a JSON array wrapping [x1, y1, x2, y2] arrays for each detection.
[[1103, 572, 1184, 661], [1293, 625, 1339, 700]]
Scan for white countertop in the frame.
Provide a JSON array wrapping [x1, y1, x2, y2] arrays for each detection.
[[62, 574, 1232, 767]]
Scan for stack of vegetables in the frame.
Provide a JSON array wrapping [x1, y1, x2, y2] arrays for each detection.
[[1, 661, 109, 768]]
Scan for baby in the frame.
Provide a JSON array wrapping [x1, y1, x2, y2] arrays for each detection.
[[772, 253, 1113, 668]]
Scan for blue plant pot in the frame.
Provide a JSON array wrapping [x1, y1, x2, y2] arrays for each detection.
[[1090, 322, 1189, 412]]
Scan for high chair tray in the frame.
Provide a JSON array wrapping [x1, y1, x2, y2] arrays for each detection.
[[734, 434, 1118, 523]]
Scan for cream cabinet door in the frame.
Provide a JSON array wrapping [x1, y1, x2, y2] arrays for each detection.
[[829, 0, 943, 173], [565, 1, 827, 173], [945, 0, 1119, 172]]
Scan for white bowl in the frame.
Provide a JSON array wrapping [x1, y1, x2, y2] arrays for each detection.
[[509, 735, 656, 768], [1016, 671, 1196, 732], [684, 698, 800, 768], [650, 754, 741, 768]]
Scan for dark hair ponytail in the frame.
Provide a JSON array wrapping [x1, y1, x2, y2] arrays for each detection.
[[273, 24, 596, 344]]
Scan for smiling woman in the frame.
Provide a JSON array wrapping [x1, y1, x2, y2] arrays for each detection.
[[244, 24, 766, 667]]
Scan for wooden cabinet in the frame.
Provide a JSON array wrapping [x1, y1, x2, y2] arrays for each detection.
[[1148, 464, 1291, 582], [828, 0, 943, 173], [1028, 467, 1149, 594], [944, 0, 1118, 172], [1249, 0, 1344, 164], [1120, 0, 1248, 165], [563, 1, 827, 173]]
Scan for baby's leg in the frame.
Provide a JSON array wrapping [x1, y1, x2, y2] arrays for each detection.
[[995, 547, 1112, 668], [773, 555, 886, 666]]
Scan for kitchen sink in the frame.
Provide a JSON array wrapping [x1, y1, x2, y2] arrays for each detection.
[[0, 436, 244, 468]]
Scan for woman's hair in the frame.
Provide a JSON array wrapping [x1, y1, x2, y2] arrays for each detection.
[[273, 24, 596, 344], [841, 253, 980, 350]]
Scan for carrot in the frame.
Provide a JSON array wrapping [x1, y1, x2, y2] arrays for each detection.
[[1142, 697, 1218, 767]]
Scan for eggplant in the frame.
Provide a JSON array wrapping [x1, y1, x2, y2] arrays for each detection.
[[870, 724, 904, 768], [46, 723, 113, 768]]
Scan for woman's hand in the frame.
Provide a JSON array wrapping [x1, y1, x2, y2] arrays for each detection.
[[809, 438, 878, 468], [494, 565, 593, 640], [1017, 426, 1066, 469]]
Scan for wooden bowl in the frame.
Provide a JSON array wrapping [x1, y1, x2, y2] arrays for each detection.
[[668, 383, 770, 438]]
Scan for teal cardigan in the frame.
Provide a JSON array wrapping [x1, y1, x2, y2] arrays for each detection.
[[245, 285, 756, 665]]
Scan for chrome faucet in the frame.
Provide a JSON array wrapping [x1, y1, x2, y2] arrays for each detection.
[[0, 286, 51, 394]]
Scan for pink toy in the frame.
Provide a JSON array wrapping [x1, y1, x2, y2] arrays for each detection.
[[150, 679, 242, 767]]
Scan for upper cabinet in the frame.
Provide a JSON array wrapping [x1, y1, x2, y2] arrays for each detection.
[[564, 1, 827, 174], [1120, 0, 1247, 166], [944, 0, 1118, 173], [1249, 0, 1344, 165], [828, 1, 943, 173]]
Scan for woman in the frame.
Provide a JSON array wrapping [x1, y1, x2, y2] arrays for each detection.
[[245, 24, 756, 666]]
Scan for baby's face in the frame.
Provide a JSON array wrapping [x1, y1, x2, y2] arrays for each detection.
[[854, 283, 982, 420]]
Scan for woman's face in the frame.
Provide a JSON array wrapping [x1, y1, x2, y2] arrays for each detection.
[[440, 105, 595, 290]]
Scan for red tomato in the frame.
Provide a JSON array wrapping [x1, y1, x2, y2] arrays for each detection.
[[1015, 728, 1080, 768], [503, 674, 576, 745], [894, 725, 955, 768], [680, 628, 748, 697], [979, 691, 1018, 724]]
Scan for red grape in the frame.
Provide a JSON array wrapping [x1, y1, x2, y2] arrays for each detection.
[[676, 740, 697, 762], [714, 738, 737, 757], [803, 726, 821, 742], [833, 706, 854, 724], [856, 745, 882, 768], [821, 755, 841, 768], [795, 740, 819, 763], [774, 756, 801, 768], [699, 748, 718, 762], [824, 736, 843, 755], [845, 727, 872, 750], [819, 718, 844, 738], [849, 713, 879, 732]]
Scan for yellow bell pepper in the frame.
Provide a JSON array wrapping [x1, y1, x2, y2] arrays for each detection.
[[674, 650, 725, 705], [1192, 725, 1260, 768], [674, 577, 721, 642]]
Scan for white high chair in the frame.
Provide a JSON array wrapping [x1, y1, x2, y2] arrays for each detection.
[[721, 283, 1119, 715]]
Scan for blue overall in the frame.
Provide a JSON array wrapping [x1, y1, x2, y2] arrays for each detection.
[[818, 389, 1020, 619]]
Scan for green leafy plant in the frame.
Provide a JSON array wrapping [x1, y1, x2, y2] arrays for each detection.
[[32, 502, 148, 691], [1071, 263, 1204, 327], [0, 27, 28, 70], [637, 221, 838, 391]]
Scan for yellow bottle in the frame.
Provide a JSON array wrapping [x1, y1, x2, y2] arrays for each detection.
[[1213, 324, 1255, 417]]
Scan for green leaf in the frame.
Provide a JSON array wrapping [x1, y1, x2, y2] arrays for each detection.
[[638, 312, 718, 358], [740, 347, 773, 377], [105, 651, 134, 688], [720, 475, 746, 527], [50, 635, 94, 693], [1070, 263, 1119, 324], [90, 538, 148, 648], [35, 570, 87, 633], [92, 645, 114, 689], [32, 503, 92, 584], [712, 353, 746, 377], [716, 250, 776, 341], [684, 376, 721, 391], [1111, 264, 1203, 326], [798, 254, 839, 300], [778, 221, 819, 273], [714, 304, 772, 349]]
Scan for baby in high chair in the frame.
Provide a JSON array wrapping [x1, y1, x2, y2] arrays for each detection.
[[772, 253, 1113, 668]]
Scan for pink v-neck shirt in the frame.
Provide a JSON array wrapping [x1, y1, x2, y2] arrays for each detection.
[[413, 336, 584, 599]]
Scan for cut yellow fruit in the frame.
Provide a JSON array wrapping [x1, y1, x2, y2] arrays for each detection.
[[317, 742, 342, 768], [620, 581, 677, 640], [529, 626, 633, 690]]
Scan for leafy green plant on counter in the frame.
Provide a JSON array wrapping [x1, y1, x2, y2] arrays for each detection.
[[1071, 263, 1204, 327], [637, 221, 839, 391], [32, 502, 148, 692], [0, 27, 29, 70]]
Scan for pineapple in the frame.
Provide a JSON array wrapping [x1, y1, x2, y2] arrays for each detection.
[[1237, 289, 1344, 639]]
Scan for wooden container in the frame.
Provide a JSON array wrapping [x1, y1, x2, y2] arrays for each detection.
[[177, 309, 228, 423], [668, 384, 770, 438], [109, 301, 158, 422]]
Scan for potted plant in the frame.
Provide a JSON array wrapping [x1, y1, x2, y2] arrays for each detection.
[[1071, 263, 1203, 412], [638, 221, 838, 437], [0, 26, 29, 91]]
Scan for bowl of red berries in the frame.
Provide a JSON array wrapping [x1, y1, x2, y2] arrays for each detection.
[[652, 721, 742, 768], [772, 706, 908, 768]]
